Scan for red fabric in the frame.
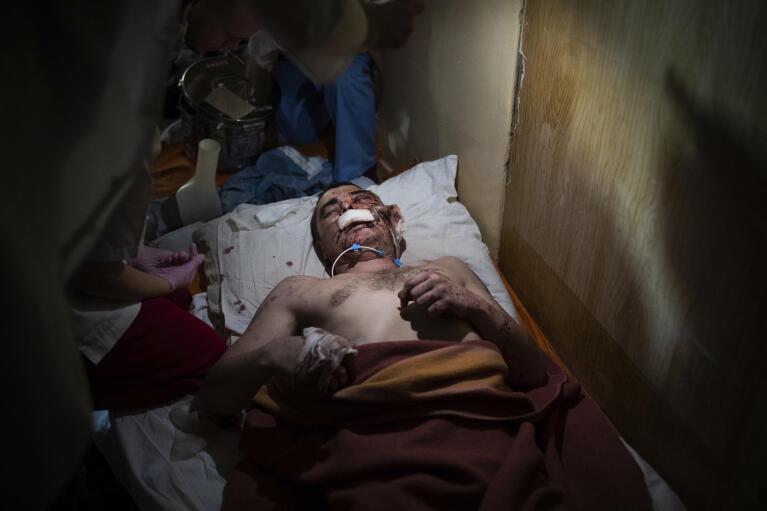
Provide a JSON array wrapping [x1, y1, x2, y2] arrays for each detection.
[[85, 290, 226, 410], [225, 341, 651, 511]]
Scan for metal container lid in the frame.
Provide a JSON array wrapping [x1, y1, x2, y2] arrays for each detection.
[[180, 53, 272, 123]]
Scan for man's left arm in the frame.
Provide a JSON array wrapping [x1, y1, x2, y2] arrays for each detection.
[[400, 257, 546, 388]]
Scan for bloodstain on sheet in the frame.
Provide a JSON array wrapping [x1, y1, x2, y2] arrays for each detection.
[[286, 261, 293, 267], [224, 246, 235, 254], [238, 304, 246, 312]]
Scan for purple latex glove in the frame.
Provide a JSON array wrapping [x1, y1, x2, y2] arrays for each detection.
[[128, 244, 205, 291], [128, 245, 185, 273]]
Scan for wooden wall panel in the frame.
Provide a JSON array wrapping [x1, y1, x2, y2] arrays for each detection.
[[500, 0, 767, 508]]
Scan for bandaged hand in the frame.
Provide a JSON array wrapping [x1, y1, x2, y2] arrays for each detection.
[[399, 270, 479, 318], [127, 244, 205, 291], [272, 328, 357, 396]]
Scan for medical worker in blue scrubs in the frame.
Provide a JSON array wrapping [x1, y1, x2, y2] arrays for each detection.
[[274, 52, 378, 182], [185, 0, 424, 183]]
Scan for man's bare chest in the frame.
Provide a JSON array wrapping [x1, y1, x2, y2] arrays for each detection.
[[322, 264, 449, 308]]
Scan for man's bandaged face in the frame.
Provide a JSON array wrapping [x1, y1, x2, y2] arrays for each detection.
[[314, 185, 403, 262]]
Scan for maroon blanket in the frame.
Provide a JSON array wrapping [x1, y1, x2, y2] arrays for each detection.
[[223, 340, 651, 510]]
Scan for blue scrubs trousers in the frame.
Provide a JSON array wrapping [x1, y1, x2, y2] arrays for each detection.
[[274, 53, 376, 183]]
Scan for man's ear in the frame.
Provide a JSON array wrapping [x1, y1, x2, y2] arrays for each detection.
[[388, 205, 403, 226], [378, 204, 403, 225], [383, 205, 406, 255]]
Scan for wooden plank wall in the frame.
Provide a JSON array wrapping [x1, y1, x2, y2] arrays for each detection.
[[499, 0, 767, 508]]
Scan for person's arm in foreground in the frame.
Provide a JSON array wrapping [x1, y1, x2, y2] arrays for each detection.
[[399, 257, 546, 388], [72, 244, 204, 301], [73, 262, 172, 301], [194, 277, 355, 418]]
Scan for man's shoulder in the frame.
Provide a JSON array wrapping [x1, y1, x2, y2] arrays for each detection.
[[416, 256, 475, 285], [275, 274, 324, 290], [265, 275, 328, 309], [424, 256, 470, 271]]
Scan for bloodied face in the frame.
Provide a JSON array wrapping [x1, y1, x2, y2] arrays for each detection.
[[312, 185, 404, 271]]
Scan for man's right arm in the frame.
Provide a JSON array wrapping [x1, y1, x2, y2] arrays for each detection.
[[193, 276, 307, 418]]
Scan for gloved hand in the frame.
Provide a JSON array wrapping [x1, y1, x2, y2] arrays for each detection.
[[128, 244, 205, 291]]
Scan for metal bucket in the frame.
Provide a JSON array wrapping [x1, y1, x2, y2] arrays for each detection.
[[179, 53, 275, 172]]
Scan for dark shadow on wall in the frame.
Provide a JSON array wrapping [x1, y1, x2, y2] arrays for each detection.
[[502, 4, 767, 507], [500, 57, 761, 506], [499, 150, 726, 509], [500, 83, 722, 510], [660, 69, 767, 507]]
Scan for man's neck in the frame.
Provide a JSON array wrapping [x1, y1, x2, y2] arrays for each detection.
[[337, 257, 398, 276]]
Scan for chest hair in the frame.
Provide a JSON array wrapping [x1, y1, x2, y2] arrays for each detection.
[[328, 266, 442, 307]]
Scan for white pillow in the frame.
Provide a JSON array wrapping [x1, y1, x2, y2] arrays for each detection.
[[368, 155, 458, 216], [195, 155, 518, 336]]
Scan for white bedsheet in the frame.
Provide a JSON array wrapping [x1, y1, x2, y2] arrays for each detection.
[[93, 395, 239, 511]]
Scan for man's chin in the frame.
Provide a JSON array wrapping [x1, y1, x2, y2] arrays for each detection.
[[339, 227, 386, 250], [342, 224, 372, 241]]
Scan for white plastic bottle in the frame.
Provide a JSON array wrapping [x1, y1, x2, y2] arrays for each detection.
[[176, 138, 223, 225]]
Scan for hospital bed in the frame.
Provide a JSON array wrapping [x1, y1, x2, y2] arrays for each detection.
[[92, 155, 684, 510]]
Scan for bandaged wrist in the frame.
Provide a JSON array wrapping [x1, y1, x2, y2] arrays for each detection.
[[294, 327, 357, 391], [299, 327, 357, 370]]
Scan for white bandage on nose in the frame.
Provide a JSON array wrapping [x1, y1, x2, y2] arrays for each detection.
[[338, 209, 375, 231], [295, 327, 358, 393]]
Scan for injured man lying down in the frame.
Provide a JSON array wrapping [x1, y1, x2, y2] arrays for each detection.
[[195, 184, 653, 511]]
